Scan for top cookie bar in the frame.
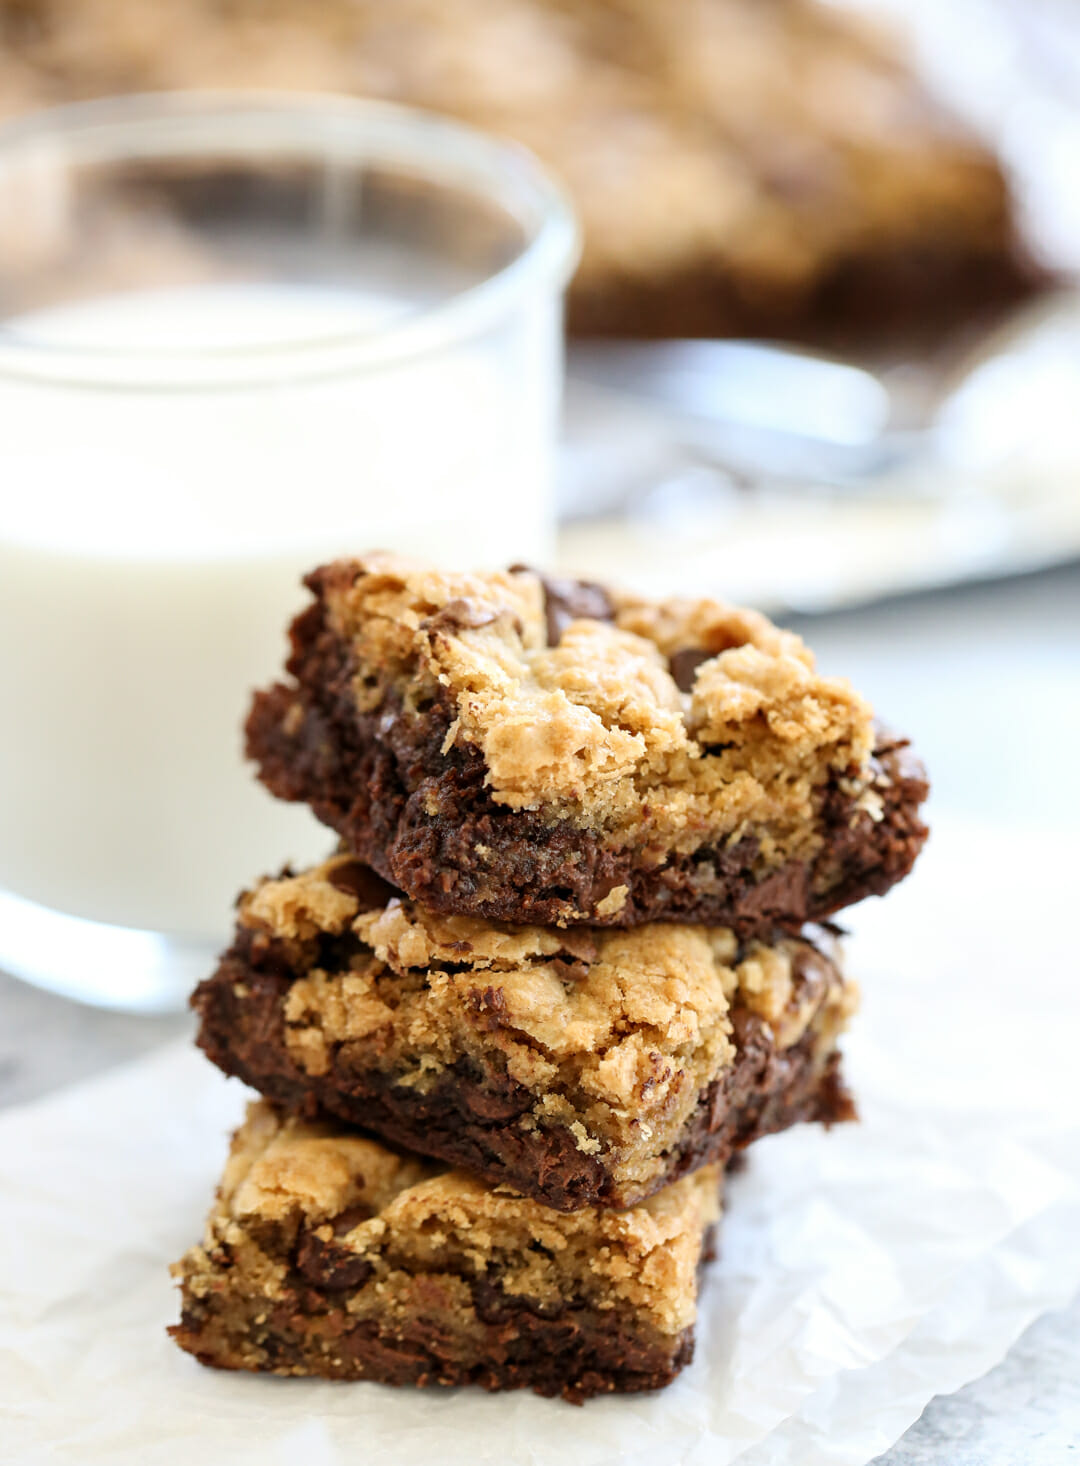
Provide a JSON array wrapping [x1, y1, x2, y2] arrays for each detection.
[[247, 555, 928, 930]]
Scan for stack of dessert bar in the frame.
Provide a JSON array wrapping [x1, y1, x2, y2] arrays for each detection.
[[171, 555, 928, 1402]]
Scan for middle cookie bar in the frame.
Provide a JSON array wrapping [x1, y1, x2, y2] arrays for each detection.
[[194, 856, 857, 1213]]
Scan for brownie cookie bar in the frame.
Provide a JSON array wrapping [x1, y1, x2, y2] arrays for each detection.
[[247, 555, 928, 931], [171, 1101, 721, 1401], [193, 855, 856, 1212]]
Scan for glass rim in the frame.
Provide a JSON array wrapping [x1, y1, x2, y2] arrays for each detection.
[[0, 90, 581, 391]]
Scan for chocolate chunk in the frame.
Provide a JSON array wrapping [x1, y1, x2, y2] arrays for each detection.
[[327, 859, 398, 909], [668, 648, 713, 693], [512, 566, 615, 645], [466, 985, 510, 1030], [555, 931, 600, 964], [297, 1229, 374, 1291], [423, 598, 498, 635], [789, 945, 830, 1012], [331, 1203, 376, 1236], [550, 958, 591, 984]]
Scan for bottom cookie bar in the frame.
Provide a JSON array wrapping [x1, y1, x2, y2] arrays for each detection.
[[171, 1101, 721, 1402]]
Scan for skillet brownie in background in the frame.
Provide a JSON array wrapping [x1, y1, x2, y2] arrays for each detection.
[[0, 0, 1039, 343]]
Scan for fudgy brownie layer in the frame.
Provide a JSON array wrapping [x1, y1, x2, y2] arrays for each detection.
[[246, 613, 928, 933], [194, 937, 853, 1212], [171, 1270, 700, 1403]]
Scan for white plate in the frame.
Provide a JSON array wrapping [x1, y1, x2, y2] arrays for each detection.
[[558, 294, 1080, 614]]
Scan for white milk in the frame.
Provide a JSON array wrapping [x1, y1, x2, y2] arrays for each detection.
[[0, 281, 557, 940]]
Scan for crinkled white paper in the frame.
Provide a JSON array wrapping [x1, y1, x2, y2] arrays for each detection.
[[2, 820, 1078, 1466]]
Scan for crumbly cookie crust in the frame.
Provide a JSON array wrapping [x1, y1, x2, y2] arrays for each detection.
[[318, 553, 872, 840]]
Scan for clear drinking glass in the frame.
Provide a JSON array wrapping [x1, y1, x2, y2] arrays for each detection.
[[0, 92, 578, 1011]]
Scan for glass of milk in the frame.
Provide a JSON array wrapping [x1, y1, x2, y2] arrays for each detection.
[[0, 92, 578, 1010]]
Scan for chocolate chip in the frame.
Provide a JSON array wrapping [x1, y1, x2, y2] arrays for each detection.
[[332, 1203, 375, 1237], [789, 945, 837, 1018], [512, 566, 615, 645], [297, 1229, 374, 1291], [669, 648, 712, 693], [555, 931, 599, 964], [555, 956, 600, 984], [423, 598, 497, 634], [327, 859, 397, 910], [467, 986, 510, 1030]]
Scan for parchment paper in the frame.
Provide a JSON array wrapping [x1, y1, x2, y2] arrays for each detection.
[[2, 819, 1078, 1466]]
